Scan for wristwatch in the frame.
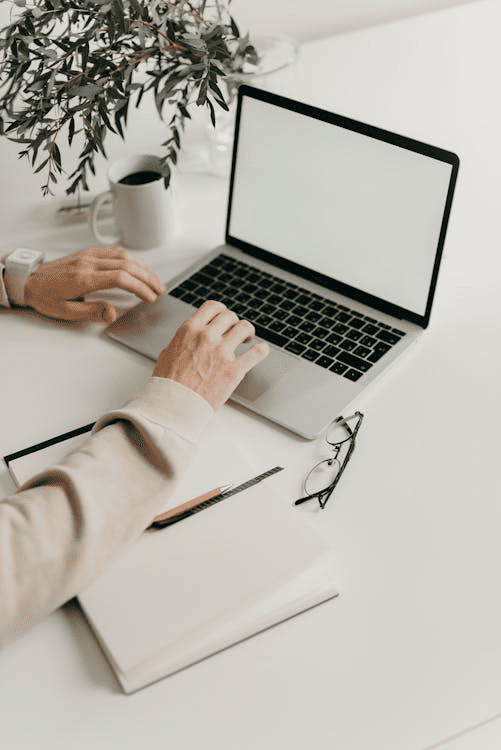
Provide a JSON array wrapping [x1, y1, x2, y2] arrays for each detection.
[[3, 248, 45, 306]]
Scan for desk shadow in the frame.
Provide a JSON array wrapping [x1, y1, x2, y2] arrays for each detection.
[[62, 598, 122, 694]]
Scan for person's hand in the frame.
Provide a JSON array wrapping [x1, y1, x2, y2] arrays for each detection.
[[153, 300, 270, 410], [24, 246, 166, 323]]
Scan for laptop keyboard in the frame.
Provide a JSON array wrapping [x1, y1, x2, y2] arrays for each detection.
[[169, 254, 406, 382]]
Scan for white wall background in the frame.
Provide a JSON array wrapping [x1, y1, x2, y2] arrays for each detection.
[[231, 0, 477, 41], [0, 1, 478, 41]]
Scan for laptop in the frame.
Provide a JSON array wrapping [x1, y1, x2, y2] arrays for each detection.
[[106, 85, 459, 439]]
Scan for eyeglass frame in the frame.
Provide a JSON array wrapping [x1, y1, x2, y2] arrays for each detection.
[[294, 411, 364, 510]]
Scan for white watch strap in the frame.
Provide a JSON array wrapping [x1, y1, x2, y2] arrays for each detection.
[[4, 248, 45, 306], [0, 261, 11, 308]]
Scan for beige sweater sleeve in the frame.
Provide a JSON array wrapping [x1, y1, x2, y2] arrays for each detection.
[[0, 377, 214, 647]]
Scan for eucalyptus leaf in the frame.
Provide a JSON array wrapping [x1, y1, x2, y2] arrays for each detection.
[[0, 0, 259, 195]]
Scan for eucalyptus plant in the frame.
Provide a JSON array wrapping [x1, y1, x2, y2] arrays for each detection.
[[0, 0, 257, 195]]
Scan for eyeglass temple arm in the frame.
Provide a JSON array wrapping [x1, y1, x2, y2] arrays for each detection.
[[294, 431, 359, 507]]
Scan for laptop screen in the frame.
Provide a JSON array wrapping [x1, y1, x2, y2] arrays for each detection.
[[227, 87, 458, 325]]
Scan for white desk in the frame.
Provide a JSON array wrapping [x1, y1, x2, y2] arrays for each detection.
[[1, 2, 501, 748]]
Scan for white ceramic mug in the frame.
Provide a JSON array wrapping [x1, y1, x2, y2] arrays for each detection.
[[89, 154, 173, 250]]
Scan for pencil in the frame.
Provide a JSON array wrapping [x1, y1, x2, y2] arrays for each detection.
[[147, 483, 234, 530]]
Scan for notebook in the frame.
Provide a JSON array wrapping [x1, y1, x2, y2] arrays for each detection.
[[4, 419, 337, 693], [106, 84, 460, 439]]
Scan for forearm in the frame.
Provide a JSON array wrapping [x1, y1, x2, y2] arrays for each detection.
[[0, 377, 214, 647]]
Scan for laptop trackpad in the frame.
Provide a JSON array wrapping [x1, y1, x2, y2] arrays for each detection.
[[234, 343, 299, 402]]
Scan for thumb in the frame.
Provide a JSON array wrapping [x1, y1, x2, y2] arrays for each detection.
[[64, 299, 117, 323]]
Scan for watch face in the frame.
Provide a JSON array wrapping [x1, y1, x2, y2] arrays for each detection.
[[10, 249, 40, 263]]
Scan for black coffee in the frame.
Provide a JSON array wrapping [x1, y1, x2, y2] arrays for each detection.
[[119, 170, 161, 186]]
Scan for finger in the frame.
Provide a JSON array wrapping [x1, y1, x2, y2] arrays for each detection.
[[95, 258, 166, 295], [187, 300, 227, 327], [207, 308, 239, 337], [235, 340, 270, 373], [84, 246, 166, 295], [62, 300, 117, 323], [223, 319, 256, 348], [84, 269, 159, 302], [84, 245, 127, 260]]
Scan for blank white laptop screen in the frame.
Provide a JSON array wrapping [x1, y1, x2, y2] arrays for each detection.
[[228, 96, 454, 317]]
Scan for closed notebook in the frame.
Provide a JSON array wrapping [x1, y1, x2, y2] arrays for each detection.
[[5, 419, 338, 693]]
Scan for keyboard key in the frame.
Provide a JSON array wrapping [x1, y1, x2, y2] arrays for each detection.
[[353, 345, 371, 358], [270, 320, 285, 333], [339, 339, 357, 352], [271, 283, 286, 294], [333, 323, 349, 335], [316, 355, 335, 369], [303, 348, 320, 362], [310, 338, 326, 351], [312, 326, 329, 339], [376, 329, 402, 345], [282, 325, 298, 339], [349, 317, 365, 330], [360, 334, 376, 347], [330, 361, 348, 375], [230, 303, 247, 316], [309, 299, 325, 312], [362, 323, 379, 335], [296, 332, 313, 346], [343, 368, 364, 381], [253, 324, 288, 348], [346, 329, 363, 341], [274, 308, 289, 321], [337, 351, 372, 372], [323, 305, 338, 317], [285, 341, 306, 356], [255, 288, 270, 300], [336, 311, 352, 323], [235, 292, 251, 304], [200, 264, 220, 277], [299, 320, 316, 333], [296, 294, 311, 306], [373, 341, 391, 355], [268, 294, 282, 306], [305, 311, 322, 323], [259, 303, 276, 315], [323, 345, 340, 358], [191, 271, 212, 286], [327, 332, 342, 345]]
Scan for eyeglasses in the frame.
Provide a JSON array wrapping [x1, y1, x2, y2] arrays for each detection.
[[294, 411, 364, 510]]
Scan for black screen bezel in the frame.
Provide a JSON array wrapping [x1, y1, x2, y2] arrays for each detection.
[[225, 85, 459, 329]]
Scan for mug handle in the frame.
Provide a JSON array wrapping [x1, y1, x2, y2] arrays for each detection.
[[89, 191, 120, 245]]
